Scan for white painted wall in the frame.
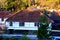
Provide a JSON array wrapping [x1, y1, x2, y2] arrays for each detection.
[[25, 22, 35, 27], [0, 18, 7, 23], [6, 22, 52, 30], [13, 22, 19, 27], [6, 22, 36, 27], [0, 18, 2, 23], [25, 22, 29, 27], [6, 22, 19, 27], [48, 23, 52, 30], [6, 22, 11, 27], [6, 22, 38, 30]]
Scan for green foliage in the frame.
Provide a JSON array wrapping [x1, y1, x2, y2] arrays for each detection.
[[0, 36, 3, 40], [39, 15, 47, 23], [4, 0, 30, 11], [5, 0, 16, 11], [3, 38, 9, 40], [37, 23, 50, 40], [20, 35, 30, 40], [0, 35, 30, 40], [37, 14, 50, 40], [11, 37, 19, 40]]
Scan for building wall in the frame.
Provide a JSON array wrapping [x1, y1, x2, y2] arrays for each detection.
[[6, 22, 38, 30], [0, 18, 2, 23], [25, 22, 35, 27], [0, 18, 6, 30], [0, 18, 6, 23], [6, 21, 51, 30], [6, 22, 37, 27]]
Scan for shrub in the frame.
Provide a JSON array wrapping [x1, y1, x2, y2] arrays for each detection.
[[11, 37, 19, 40], [37, 14, 50, 40], [20, 35, 30, 40], [0, 36, 3, 40], [37, 23, 50, 40]]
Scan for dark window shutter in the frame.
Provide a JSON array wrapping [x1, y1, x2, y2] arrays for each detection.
[[19, 22, 24, 26], [35, 22, 39, 26], [1, 18, 4, 21], [10, 21, 13, 26]]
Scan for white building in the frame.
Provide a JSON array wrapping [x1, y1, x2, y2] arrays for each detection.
[[6, 10, 41, 34], [0, 11, 10, 30]]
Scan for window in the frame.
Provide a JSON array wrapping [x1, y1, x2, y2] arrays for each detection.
[[34, 22, 39, 26], [1, 18, 4, 21], [10, 22, 13, 26], [19, 22, 24, 26]]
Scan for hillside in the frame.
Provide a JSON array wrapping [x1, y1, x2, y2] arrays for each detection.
[[0, 0, 60, 11]]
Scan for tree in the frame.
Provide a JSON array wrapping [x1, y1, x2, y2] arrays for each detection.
[[5, 0, 16, 11], [4, 0, 30, 11], [37, 14, 50, 40]]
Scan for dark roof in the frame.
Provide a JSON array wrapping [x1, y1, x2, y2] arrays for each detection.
[[6, 10, 43, 22], [50, 11, 60, 23], [43, 10, 60, 23], [0, 11, 11, 18], [6, 10, 60, 22]]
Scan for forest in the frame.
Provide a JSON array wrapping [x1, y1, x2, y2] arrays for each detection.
[[0, 0, 60, 11]]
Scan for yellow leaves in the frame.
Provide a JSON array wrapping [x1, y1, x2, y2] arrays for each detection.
[[22, 0, 27, 2], [38, 0, 60, 10], [35, 0, 39, 3]]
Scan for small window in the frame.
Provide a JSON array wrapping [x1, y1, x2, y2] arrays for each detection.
[[1, 18, 4, 21], [34, 22, 39, 26], [10, 22, 13, 26], [19, 22, 24, 26]]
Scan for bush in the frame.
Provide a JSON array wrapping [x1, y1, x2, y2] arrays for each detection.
[[37, 14, 50, 40], [11, 37, 19, 40], [20, 35, 30, 40], [37, 23, 49, 40], [0, 36, 3, 40], [3, 38, 9, 40]]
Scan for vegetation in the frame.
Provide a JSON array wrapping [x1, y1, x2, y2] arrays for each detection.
[[37, 14, 50, 40], [0, 35, 30, 40], [20, 35, 30, 40], [0, 0, 60, 11], [39, 0, 60, 10], [4, 0, 31, 11], [37, 23, 49, 40]]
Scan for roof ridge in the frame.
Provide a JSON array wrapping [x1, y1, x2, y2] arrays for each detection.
[[5, 10, 21, 20], [5, 9, 30, 18]]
